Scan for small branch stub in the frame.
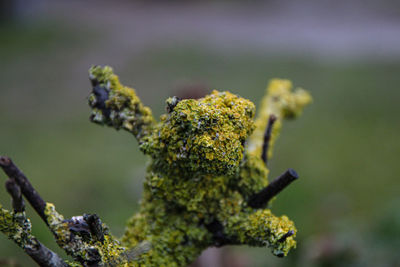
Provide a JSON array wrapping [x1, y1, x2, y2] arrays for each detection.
[[248, 168, 299, 209]]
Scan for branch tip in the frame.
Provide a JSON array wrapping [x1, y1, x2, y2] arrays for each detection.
[[0, 156, 11, 167], [5, 179, 25, 213]]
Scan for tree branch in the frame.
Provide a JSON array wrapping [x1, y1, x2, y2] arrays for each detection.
[[248, 168, 299, 209], [1, 178, 69, 267], [24, 238, 70, 267], [0, 156, 48, 225]]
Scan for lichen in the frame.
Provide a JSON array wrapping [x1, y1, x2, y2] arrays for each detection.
[[247, 79, 312, 159], [0, 205, 39, 253], [85, 66, 311, 266], [44, 202, 127, 266], [0, 66, 311, 267], [88, 65, 156, 142]]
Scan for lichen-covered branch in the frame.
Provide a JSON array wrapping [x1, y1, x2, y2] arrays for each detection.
[[0, 156, 48, 224], [247, 79, 312, 160], [0, 157, 135, 267], [0, 66, 311, 266], [88, 66, 156, 143], [0, 191, 68, 267], [87, 66, 310, 264]]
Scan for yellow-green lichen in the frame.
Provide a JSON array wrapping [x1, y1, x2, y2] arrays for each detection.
[[142, 90, 256, 177], [0, 204, 44, 262], [0, 205, 32, 247], [226, 209, 297, 257], [88, 65, 156, 141], [61, 66, 312, 266], [44, 203, 127, 266], [1, 67, 312, 266]]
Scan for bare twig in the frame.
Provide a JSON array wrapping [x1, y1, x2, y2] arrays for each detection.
[[248, 168, 299, 208], [261, 114, 277, 165], [5, 179, 25, 213], [0, 156, 48, 224], [0, 156, 69, 266]]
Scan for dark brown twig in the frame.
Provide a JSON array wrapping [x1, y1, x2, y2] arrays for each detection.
[[261, 114, 277, 165], [5, 179, 25, 213], [248, 168, 299, 209], [0, 157, 79, 266], [0, 156, 48, 224]]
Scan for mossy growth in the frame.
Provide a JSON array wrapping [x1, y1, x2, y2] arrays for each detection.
[[85, 66, 312, 266]]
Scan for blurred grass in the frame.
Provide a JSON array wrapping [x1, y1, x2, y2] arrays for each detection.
[[1, 18, 400, 266]]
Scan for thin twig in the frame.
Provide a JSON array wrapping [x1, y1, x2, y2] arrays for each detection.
[[0, 156, 48, 224], [5, 179, 25, 213], [248, 168, 299, 209], [261, 114, 277, 165]]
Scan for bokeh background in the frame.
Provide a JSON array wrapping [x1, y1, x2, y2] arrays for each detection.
[[1, 0, 400, 266]]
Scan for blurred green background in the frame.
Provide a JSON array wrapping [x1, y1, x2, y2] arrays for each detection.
[[1, 1, 399, 266]]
